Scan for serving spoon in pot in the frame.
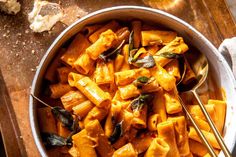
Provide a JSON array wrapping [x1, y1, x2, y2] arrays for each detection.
[[177, 49, 232, 157]]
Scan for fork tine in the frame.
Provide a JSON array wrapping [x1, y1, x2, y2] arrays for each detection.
[[178, 96, 218, 157], [192, 91, 232, 157]]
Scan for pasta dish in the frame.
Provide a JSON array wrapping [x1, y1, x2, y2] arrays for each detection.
[[37, 20, 226, 157]]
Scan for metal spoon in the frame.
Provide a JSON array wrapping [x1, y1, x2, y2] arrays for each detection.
[[177, 48, 232, 157]]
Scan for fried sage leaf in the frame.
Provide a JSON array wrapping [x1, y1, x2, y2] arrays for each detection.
[[31, 94, 76, 131], [66, 116, 81, 143], [128, 30, 139, 63], [159, 52, 183, 59], [131, 48, 147, 63], [137, 76, 149, 83], [108, 121, 123, 144], [176, 56, 187, 86], [133, 55, 156, 68], [131, 94, 154, 111], [133, 76, 155, 88], [42, 132, 72, 147], [99, 40, 125, 61], [51, 106, 74, 131], [129, 30, 134, 52]]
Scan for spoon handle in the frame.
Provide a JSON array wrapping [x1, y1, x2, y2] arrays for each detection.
[[178, 96, 218, 157], [192, 91, 232, 157]]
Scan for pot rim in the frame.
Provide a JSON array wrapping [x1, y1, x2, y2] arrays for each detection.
[[29, 6, 236, 157]]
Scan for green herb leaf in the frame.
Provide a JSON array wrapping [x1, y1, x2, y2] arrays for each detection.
[[133, 55, 156, 68], [51, 106, 74, 131], [133, 76, 155, 89], [42, 132, 72, 147], [66, 116, 81, 144], [176, 56, 187, 86], [99, 40, 125, 61], [129, 30, 134, 52], [131, 94, 154, 111], [31, 94, 78, 132], [159, 52, 183, 59], [108, 121, 123, 144], [131, 49, 146, 63], [128, 49, 138, 63], [137, 76, 149, 83]]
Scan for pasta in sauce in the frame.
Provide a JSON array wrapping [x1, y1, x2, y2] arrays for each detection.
[[38, 20, 226, 157]]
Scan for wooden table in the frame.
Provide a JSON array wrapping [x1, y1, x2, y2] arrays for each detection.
[[0, 0, 235, 156]]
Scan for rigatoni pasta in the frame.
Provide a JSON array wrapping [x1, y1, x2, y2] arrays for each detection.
[[38, 20, 227, 157]]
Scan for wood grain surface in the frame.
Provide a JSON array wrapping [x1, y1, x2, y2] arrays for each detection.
[[0, 0, 235, 156]]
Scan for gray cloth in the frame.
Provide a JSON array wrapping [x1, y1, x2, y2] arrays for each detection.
[[218, 37, 236, 77], [219, 37, 236, 155]]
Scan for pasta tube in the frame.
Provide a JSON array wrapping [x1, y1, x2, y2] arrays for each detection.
[[152, 89, 167, 121], [114, 54, 125, 72], [86, 29, 117, 60], [165, 59, 181, 81], [157, 121, 180, 157], [164, 87, 182, 114], [84, 106, 108, 125], [119, 110, 134, 133], [147, 114, 161, 131], [132, 133, 153, 154], [45, 48, 65, 82], [141, 79, 161, 93], [132, 105, 147, 129], [189, 139, 208, 156], [61, 90, 87, 111], [85, 120, 114, 157], [113, 128, 137, 149], [187, 104, 216, 122], [188, 127, 220, 149], [208, 99, 226, 134], [82, 24, 102, 36], [68, 73, 111, 108], [57, 67, 74, 83], [112, 135, 128, 150], [141, 30, 177, 46], [146, 44, 160, 55], [94, 60, 114, 87], [150, 64, 176, 91], [118, 84, 140, 100], [37, 107, 57, 133], [72, 100, 95, 118], [167, 116, 190, 156], [193, 116, 211, 132], [72, 129, 97, 157], [61, 33, 90, 66], [144, 138, 170, 157], [115, 68, 150, 86], [105, 104, 121, 137], [113, 143, 138, 157], [57, 121, 71, 138], [113, 27, 130, 47], [131, 20, 142, 48], [68, 146, 80, 157], [182, 58, 196, 85], [49, 83, 73, 99], [89, 20, 119, 43], [73, 53, 95, 75], [120, 44, 130, 71], [154, 37, 189, 67]]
